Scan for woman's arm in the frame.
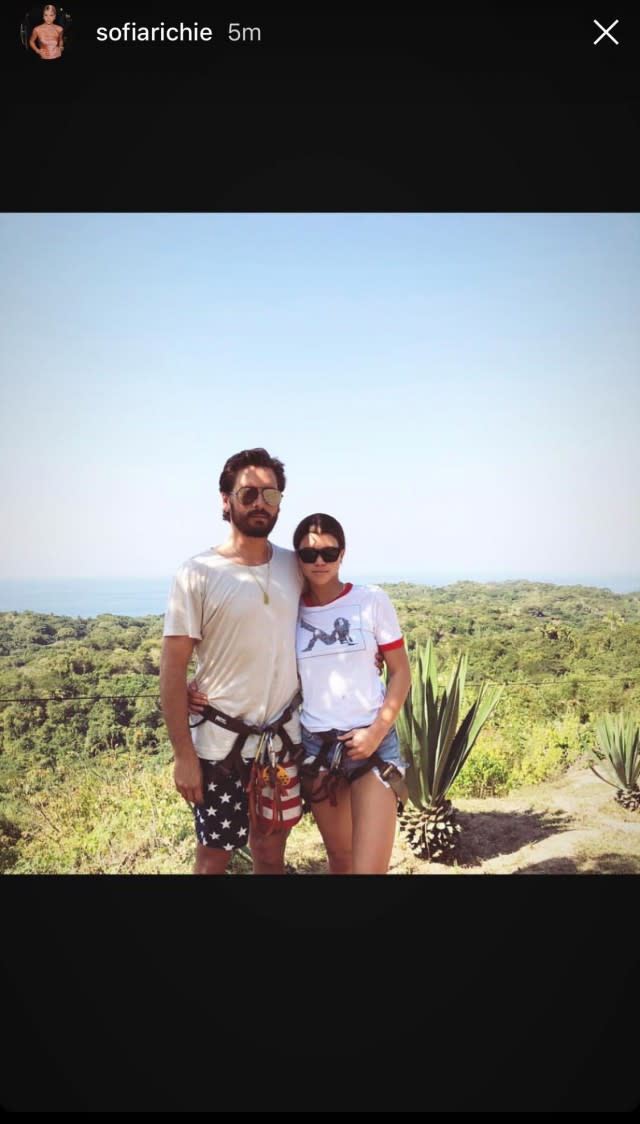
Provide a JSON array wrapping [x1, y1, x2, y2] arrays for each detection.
[[186, 679, 208, 713], [29, 26, 43, 56], [340, 645, 411, 760]]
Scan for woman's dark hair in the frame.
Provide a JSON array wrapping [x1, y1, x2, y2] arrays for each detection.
[[219, 447, 286, 522], [293, 513, 346, 552]]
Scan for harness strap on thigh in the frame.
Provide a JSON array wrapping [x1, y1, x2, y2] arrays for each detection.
[[300, 732, 345, 805], [324, 770, 342, 807], [348, 754, 409, 807], [345, 752, 384, 786]]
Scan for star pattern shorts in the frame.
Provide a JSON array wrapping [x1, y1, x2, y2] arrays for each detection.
[[193, 754, 303, 851], [194, 760, 250, 852]]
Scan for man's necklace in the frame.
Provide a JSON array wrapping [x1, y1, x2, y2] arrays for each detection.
[[246, 548, 271, 604]]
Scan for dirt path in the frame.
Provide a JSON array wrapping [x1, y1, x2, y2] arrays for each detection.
[[287, 765, 640, 874]]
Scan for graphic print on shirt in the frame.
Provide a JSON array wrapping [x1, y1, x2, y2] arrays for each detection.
[[297, 606, 365, 658]]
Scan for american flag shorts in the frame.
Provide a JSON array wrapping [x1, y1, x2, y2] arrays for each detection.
[[194, 753, 302, 851], [252, 755, 303, 834]]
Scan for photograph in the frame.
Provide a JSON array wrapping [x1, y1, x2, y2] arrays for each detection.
[[1, 212, 638, 878]]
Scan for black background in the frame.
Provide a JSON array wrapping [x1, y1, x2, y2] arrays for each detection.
[[6, 3, 640, 210], [3, 1, 640, 1112]]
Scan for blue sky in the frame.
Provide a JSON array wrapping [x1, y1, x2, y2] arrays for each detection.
[[1, 213, 638, 588]]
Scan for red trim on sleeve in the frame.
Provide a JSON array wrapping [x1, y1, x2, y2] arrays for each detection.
[[379, 637, 405, 652]]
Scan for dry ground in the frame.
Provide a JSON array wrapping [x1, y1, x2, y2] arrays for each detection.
[[284, 765, 640, 875]]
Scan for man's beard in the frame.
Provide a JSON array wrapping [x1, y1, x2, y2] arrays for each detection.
[[229, 505, 279, 538]]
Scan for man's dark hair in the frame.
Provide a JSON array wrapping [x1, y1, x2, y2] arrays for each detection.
[[219, 447, 286, 522], [293, 513, 346, 552]]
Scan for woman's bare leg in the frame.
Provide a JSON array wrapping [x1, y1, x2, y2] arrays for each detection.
[[350, 771, 397, 874], [309, 776, 353, 874]]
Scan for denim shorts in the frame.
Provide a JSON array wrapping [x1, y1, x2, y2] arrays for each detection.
[[300, 724, 407, 786]]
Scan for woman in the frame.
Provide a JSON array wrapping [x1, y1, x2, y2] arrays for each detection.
[[292, 513, 411, 874], [188, 512, 411, 874], [29, 4, 64, 59]]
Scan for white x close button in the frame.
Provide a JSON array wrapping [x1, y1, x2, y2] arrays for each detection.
[[593, 18, 619, 45]]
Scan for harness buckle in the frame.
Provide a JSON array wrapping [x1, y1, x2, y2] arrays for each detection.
[[377, 761, 409, 807], [253, 731, 267, 764], [329, 741, 344, 772], [266, 731, 277, 769]]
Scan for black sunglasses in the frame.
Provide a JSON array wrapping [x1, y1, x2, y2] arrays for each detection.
[[231, 486, 282, 507], [297, 547, 342, 563]]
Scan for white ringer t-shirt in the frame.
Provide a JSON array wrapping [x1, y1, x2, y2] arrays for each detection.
[[295, 583, 404, 732]]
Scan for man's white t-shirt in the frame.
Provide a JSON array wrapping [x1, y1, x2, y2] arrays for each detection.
[[163, 545, 303, 761], [295, 583, 404, 732]]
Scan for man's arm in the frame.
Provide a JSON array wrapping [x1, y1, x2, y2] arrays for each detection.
[[58, 26, 64, 53], [160, 635, 204, 805]]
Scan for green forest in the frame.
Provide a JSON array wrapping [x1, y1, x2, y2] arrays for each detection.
[[1, 580, 639, 873]]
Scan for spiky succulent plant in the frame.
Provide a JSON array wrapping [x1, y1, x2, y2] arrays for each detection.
[[397, 640, 502, 862], [590, 711, 640, 812]]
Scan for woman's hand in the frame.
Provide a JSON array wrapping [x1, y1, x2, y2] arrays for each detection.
[[187, 679, 209, 714], [337, 727, 381, 761]]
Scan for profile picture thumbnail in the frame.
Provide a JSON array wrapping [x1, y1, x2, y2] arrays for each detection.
[[20, 4, 73, 60]]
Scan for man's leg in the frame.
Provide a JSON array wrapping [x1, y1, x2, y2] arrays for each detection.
[[249, 826, 292, 874], [194, 842, 233, 874], [192, 759, 248, 873]]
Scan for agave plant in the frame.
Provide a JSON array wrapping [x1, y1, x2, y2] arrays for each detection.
[[589, 711, 640, 812], [397, 640, 503, 862]]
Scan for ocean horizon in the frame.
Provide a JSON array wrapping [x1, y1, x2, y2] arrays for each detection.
[[0, 575, 638, 619]]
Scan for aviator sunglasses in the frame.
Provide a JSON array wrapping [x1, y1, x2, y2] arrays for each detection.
[[297, 547, 342, 563], [231, 486, 282, 507]]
